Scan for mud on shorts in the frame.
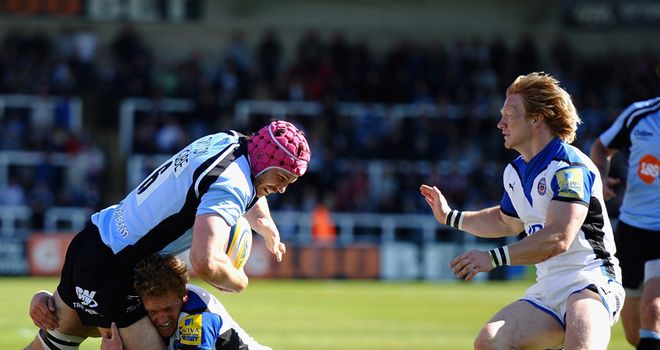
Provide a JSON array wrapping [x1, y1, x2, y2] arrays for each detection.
[[57, 224, 146, 328]]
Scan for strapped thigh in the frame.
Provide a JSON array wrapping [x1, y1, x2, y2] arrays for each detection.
[[37, 329, 84, 350]]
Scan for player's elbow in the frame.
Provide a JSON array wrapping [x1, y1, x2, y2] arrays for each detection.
[[549, 236, 572, 256], [189, 254, 247, 292], [189, 251, 226, 279], [233, 276, 248, 293], [190, 254, 214, 278]]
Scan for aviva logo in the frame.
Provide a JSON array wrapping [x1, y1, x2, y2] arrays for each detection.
[[179, 314, 203, 345], [76, 287, 98, 308]]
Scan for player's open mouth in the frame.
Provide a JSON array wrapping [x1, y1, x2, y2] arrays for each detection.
[[159, 320, 173, 328]]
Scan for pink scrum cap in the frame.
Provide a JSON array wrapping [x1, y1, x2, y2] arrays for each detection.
[[247, 120, 311, 177]]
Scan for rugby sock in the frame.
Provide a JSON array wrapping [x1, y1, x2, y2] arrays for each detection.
[[637, 329, 660, 350], [38, 329, 84, 350]]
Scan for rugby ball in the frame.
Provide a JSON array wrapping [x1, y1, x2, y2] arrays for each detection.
[[226, 216, 253, 269]]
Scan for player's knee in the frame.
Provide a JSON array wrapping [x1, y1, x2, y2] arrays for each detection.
[[37, 329, 84, 350], [474, 325, 502, 350]]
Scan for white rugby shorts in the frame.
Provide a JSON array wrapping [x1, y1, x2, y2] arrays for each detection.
[[521, 267, 624, 328]]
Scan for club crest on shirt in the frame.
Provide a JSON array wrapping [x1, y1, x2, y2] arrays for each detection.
[[555, 168, 584, 199], [537, 177, 547, 196], [179, 314, 203, 345]]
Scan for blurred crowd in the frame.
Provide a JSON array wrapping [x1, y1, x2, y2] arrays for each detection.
[[0, 24, 657, 231]]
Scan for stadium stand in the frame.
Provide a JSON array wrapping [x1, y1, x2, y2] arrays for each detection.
[[0, 0, 656, 279]]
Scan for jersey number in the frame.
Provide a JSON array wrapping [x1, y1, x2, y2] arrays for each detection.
[[137, 161, 173, 195]]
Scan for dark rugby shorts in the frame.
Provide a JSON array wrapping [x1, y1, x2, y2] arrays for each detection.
[[614, 220, 660, 290], [57, 224, 146, 328]]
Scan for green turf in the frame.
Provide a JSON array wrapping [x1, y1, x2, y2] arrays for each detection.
[[2, 277, 629, 349]]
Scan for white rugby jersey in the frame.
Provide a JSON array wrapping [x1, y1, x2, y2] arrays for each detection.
[[500, 138, 620, 281], [170, 284, 268, 350], [92, 131, 257, 265], [598, 97, 660, 230]]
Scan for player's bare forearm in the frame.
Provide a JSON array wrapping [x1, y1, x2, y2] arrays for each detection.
[[191, 214, 249, 292], [245, 197, 286, 261], [244, 198, 278, 239], [460, 206, 522, 238], [507, 200, 587, 265], [589, 138, 615, 179], [507, 228, 567, 265], [191, 251, 248, 293], [590, 139, 621, 200]]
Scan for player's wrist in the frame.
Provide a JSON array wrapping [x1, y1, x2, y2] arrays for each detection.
[[445, 209, 464, 230], [488, 245, 511, 268]]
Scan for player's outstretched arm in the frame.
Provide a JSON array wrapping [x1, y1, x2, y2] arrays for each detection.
[[460, 207, 523, 238], [420, 184, 451, 223], [191, 214, 249, 293], [420, 184, 522, 238], [244, 197, 286, 262]]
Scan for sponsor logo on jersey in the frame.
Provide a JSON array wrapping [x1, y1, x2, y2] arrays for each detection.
[[555, 168, 584, 199], [75, 286, 98, 308], [179, 314, 203, 346], [633, 129, 654, 140], [113, 204, 129, 238], [537, 177, 547, 196], [638, 154, 659, 184]]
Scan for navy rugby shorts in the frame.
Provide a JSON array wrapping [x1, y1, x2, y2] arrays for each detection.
[[614, 220, 660, 290], [57, 224, 146, 328]]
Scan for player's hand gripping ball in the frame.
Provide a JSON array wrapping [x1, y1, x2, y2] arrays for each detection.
[[226, 216, 253, 269]]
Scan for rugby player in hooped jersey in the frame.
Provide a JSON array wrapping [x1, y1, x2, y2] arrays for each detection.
[[420, 72, 624, 350], [25, 120, 310, 350]]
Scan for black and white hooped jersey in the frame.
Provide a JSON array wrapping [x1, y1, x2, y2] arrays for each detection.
[[598, 97, 660, 230], [92, 131, 257, 264], [500, 138, 620, 281]]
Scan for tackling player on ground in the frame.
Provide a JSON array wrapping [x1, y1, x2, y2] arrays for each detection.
[[421, 72, 624, 350], [25, 120, 311, 350], [31, 254, 271, 350]]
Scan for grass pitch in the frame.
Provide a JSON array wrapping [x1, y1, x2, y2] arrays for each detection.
[[2, 277, 628, 349]]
